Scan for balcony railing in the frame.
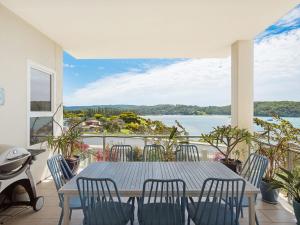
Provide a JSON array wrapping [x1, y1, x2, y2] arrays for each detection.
[[79, 134, 225, 165]]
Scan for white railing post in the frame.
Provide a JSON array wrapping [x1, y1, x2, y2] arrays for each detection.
[[202, 150, 208, 160], [103, 136, 106, 152]]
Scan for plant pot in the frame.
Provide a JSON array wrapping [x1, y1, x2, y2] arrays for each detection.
[[220, 158, 242, 173], [293, 200, 300, 225], [260, 180, 279, 204], [65, 155, 80, 175]]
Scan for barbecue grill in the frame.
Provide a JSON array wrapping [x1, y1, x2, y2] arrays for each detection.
[[0, 144, 44, 211]]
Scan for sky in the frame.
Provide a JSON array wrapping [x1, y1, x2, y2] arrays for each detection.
[[64, 5, 300, 107]]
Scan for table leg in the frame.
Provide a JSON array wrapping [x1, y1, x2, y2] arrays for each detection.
[[248, 195, 255, 225], [63, 195, 70, 225]]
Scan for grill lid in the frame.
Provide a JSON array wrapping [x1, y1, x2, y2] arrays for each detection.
[[0, 145, 31, 174]]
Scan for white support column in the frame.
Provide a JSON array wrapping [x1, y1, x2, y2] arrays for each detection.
[[231, 40, 254, 160], [231, 40, 254, 131]]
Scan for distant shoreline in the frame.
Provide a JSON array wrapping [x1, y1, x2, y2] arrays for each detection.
[[142, 114, 300, 118], [64, 101, 300, 117]]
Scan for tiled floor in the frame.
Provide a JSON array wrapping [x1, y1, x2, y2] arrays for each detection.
[[3, 178, 297, 225]]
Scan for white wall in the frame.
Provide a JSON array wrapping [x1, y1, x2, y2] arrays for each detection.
[[0, 4, 63, 182]]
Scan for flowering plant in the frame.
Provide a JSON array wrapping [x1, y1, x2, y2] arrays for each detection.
[[73, 141, 90, 159], [94, 144, 110, 162]]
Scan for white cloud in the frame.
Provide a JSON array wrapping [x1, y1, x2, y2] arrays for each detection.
[[254, 29, 300, 101], [64, 63, 75, 68], [276, 5, 300, 27], [64, 58, 230, 106], [64, 29, 300, 106]]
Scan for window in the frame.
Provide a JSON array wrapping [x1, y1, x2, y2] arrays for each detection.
[[28, 62, 55, 146], [30, 117, 53, 146], [30, 68, 52, 111]]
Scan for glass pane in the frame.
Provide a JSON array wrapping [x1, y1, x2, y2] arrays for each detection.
[[30, 68, 52, 111], [30, 117, 53, 145]]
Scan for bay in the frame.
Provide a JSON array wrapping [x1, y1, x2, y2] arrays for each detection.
[[143, 115, 300, 135]]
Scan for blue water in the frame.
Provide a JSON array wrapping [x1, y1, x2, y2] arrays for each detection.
[[143, 115, 300, 135]]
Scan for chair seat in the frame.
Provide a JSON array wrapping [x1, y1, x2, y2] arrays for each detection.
[[188, 202, 240, 225], [85, 201, 133, 225], [138, 203, 184, 225], [59, 196, 82, 209]]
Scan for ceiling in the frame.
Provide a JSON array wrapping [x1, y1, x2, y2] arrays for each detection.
[[1, 0, 299, 59]]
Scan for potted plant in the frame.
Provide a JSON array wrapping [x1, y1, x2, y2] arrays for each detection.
[[271, 167, 300, 224], [201, 125, 252, 173], [161, 120, 189, 161], [131, 146, 143, 161], [47, 105, 88, 174], [254, 116, 300, 204]]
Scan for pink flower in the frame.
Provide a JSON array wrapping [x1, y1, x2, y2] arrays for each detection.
[[74, 141, 89, 152], [213, 152, 223, 161], [95, 149, 103, 161], [81, 143, 89, 152]]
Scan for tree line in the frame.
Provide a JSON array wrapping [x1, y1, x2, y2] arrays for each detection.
[[64, 101, 300, 117]]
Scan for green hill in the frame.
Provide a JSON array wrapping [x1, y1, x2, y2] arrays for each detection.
[[64, 101, 300, 117]]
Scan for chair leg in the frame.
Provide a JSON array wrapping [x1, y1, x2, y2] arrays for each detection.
[[58, 209, 63, 225], [130, 217, 134, 225], [130, 197, 134, 225], [187, 215, 191, 225], [255, 213, 259, 225], [189, 196, 195, 205], [241, 207, 244, 218], [69, 209, 72, 220]]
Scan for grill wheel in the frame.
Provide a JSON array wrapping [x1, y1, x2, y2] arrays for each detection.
[[32, 196, 44, 211]]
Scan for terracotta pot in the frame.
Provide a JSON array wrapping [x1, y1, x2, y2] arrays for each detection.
[[65, 155, 80, 175], [220, 158, 242, 173]]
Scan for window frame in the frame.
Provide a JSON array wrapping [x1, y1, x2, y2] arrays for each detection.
[[27, 60, 56, 147]]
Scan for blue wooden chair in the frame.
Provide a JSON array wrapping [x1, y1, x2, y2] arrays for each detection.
[[109, 145, 133, 162], [187, 178, 246, 225], [138, 179, 186, 225], [239, 153, 269, 225], [143, 144, 165, 162], [47, 154, 82, 225], [76, 177, 134, 225], [176, 144, 200, 161]]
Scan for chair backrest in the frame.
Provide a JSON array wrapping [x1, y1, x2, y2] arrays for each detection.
[[76, 177, 128, 225], [143, 144, 165, 161], [47, 154, 74, 203], [240, 153, 269, 188], [191, 178, 246, 225], [176, 144, 200, 161], [139, 179, 186, 225], [109, 145, 133, 162]]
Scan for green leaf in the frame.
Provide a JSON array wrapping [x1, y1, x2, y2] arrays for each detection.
[[276, 173, 291, 183], [295, 181, 300, 190], [279, 167, 295, 180]]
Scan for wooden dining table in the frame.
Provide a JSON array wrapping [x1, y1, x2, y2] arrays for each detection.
[[59, 161, 259, 225]]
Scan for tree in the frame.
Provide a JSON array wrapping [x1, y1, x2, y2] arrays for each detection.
[[119, 112, 140, 124], [94, 113, 104, 120]]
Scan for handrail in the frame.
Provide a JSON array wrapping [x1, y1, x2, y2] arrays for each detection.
[[80, 134, 221, 157], [81, 134, 202, 138], [252, 138, 300, 153]]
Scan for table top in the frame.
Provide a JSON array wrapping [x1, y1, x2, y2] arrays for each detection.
[[59, 161, 259, 197]]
